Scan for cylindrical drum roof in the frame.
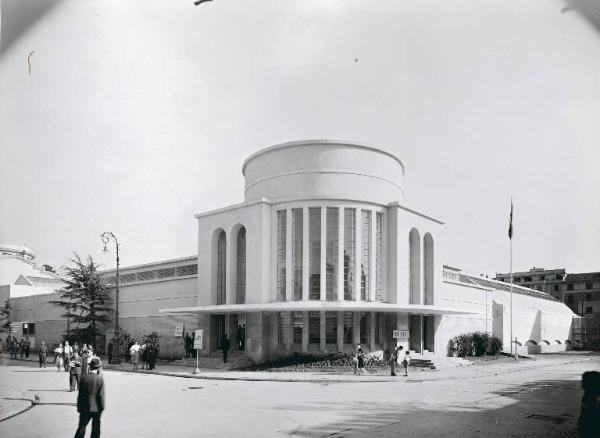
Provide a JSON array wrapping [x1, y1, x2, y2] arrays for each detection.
[[242, 140, 404, 205]]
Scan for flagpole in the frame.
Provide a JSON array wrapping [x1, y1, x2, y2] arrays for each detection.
[[509, 197, 514, 358]]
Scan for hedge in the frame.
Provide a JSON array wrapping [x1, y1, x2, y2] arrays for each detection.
[[447, 331, 502, 357]]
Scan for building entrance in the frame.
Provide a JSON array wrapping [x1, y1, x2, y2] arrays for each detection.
[[210, 315, 226, 351]]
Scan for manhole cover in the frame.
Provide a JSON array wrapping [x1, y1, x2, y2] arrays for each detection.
[[526, 414, 566, 424]]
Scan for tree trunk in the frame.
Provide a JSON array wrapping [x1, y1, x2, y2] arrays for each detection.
[[92, 318, 96, 350]]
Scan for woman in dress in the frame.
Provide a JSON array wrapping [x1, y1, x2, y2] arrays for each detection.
[[54, 343, 64, 372], [356, 344, 366, 374]]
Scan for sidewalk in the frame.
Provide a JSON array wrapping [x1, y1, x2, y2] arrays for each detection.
[[4, 352, 597, 385]]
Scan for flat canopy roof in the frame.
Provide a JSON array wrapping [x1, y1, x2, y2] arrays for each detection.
[[159, 301, 476, 315]]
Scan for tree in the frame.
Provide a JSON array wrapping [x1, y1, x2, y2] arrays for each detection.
[[50, 254, 112, 349], [0, 299, 11, 332]]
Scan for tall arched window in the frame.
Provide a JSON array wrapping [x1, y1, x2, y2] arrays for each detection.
[[236, 227, 246, 304], [423, 233, 434, 305], [217, 230, 226, 305], [408, 228, 421, 304]]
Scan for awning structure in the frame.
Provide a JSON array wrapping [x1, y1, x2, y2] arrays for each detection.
[[159, 301, 477, 316]]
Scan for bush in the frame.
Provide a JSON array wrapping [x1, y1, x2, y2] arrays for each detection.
[[447, 332, 503, 357]]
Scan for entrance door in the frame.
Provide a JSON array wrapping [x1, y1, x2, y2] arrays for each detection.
[[409, 314, 422, 353], [210, 315, 226, 351]]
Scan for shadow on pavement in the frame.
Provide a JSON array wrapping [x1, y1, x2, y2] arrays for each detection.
[[272, 378, 583, 437]]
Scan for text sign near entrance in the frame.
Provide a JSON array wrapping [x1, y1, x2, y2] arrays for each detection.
[[194, 329, 203, 350], [174, 324, 184, 338], [393, 330, 409, 340]]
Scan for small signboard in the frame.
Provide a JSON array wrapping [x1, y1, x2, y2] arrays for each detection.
[[174, 324, 184, 338], [393, 330, 409, 339], [194, 329, 203, 350]]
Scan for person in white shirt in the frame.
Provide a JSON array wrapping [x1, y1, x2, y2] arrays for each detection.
[[130, 341, 141, 371], [402, 350, 411, 377]]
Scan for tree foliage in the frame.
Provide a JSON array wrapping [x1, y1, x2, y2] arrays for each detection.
[[50, 254, 112, 348], [447, 331, 503, 357], [0, 299, 11, 330]]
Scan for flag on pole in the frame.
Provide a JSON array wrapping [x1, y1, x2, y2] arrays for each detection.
[[508, 201, 513, 240]]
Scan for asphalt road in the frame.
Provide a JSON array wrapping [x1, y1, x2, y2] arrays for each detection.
[[1, 353, 598, 437]]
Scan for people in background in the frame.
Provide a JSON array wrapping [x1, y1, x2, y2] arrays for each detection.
[[389, 346, 400, 376], [236, 325, 242, 351], [38, 341, 48, 368], [402, 350, 411, 377], [147, 345, 158, 370], [221, 335, 231, 364], [356, 344, 366, 374], [54, 343, 64, 372], [74, 358, 105, 438], [63, 341, 73, 372], [69, 352, 82, 392], [24, 338, 31, 358], [184, 333, 192, 358], [107, 341, 113, 365], [141, 344, 148, 370], [130, 341, 141, 371]]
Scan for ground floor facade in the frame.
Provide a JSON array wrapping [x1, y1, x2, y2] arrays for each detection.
[[201, 311, 436, 361]]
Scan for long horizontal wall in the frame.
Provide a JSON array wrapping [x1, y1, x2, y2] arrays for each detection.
[[437, 279, 574, 354]]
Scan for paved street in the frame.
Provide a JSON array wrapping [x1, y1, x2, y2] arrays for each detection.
[[1, 353, 598, 437]]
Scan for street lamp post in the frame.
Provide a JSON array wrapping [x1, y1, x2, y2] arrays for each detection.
[[101, 232, 121, 365]]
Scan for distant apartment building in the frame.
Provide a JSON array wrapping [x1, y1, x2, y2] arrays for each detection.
[[495, 268, 600, 349], [494, 267, 566, 300]]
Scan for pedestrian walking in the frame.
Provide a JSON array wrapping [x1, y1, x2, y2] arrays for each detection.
[[69, 353, 82, 391], [107, 342, 113, 365], [54, 343, 64, 371], [74, 357, 105, 438], [402, 350, 411, 377], [221, 335, 231, 363], [18, 338, 24, 358], [24, 338, 30, 358], [351, 350, 359, 375], [184, 333, 192, 358], [147, 345, 157, 370], [38, 341, 48, 368]]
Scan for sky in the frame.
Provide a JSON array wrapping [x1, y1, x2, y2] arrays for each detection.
[[1, 0, 599, 277]]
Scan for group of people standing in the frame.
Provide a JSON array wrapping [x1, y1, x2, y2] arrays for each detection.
[[51, 341, 100, 391], [5, 335, 31, 359], [389, 345, 411, 377], [351, 344, 411, 376], [128, 340, 158, 371]]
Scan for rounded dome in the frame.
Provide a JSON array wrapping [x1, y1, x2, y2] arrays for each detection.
[[242, 140, 404, 205]]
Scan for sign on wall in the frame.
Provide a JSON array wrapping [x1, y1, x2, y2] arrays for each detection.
[[174, 324, 184, 338], [194, 329, 203, 350], [393, 330, 409, 340]]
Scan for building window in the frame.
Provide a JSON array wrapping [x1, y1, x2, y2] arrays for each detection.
[[556, 274, 563, 280], [326, 208, 339, 301], [360, 312, 369, 344], [376, 213, 383, 301], [292, 312, 303, 344], [216, 230, 226, 305], [585, 294, 591, 301], [423, 233, 434, 305], [586, 283, 593, 290], [276, 211, 287, 301], [344, 209, 356, 300], [236, 227, 246, 304], [585, 306, 593, 314], [375, 313, 381, 345], [292, 209, 303, 301], [409, 228, 421, 304], [278, 312, 289, 345], [325, 312, 337, 344], [360, 210, 371, 301], [554, 285, 559, 292], [567, 295, 574, 304], [309, 207, 321, 300], [22, 322, 35, 336], [539, 275, 545, 281], [524, 276, 532, 282], [343, 312, 353, 344], [309, 312, 320, 344], [567, 284, 574, 291]]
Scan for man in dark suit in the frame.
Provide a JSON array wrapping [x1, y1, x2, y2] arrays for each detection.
[[74, 357, 104, 438], [221, 335, 231, 363]]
